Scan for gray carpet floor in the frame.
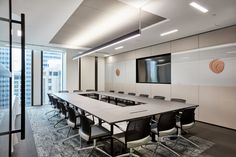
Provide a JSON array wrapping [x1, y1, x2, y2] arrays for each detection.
[[27, 106, 214, 157]]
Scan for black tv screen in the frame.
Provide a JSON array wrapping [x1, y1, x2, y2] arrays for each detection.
[[136, 54, 171, 84]]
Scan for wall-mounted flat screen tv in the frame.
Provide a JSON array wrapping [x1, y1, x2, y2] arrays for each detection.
[[136, 54, 171, 84]]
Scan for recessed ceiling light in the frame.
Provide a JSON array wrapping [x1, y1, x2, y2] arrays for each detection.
[[158, 59, 165, 62], [104, 54, 110, 57], [190, 2, 208, 13], [226, 51, 236, 54], [115, 46, 124, 50], [160, 29, 178, 36], [17, 30, 22, 37]]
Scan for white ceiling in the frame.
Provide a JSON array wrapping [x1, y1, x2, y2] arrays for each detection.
[[101, 0, 236, 55], [1, 0, 236, 55]]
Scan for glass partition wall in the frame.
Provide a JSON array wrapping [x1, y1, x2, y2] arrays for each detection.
[[0, 0, 26, 156]]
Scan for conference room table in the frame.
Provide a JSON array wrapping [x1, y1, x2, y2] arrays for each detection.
[[53, 91, 198, 156]]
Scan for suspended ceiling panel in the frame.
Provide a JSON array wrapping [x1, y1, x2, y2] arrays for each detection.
[[50, 0, 166, 49]]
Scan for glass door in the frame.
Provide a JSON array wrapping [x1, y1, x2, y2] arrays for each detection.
[[0, 0, 26, 156], [0, 0, 10, 155]]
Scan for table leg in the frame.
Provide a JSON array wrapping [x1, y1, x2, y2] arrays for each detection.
[[108, 96, 110, 103], [115, 98, 118, 105], [99, 118, 102, 126], [110, 124, 114, 157]]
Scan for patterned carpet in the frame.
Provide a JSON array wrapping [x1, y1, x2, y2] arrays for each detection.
[[27, 106, 214, 157]]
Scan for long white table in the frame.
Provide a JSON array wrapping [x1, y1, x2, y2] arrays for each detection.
[[53, 91, 198, 156], [54, 92, 197, 124]]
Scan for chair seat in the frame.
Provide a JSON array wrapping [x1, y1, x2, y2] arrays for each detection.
[[91, 125, 110, 139], [151, 127, 177, 137], [176, 122, 195, 130], [113, 133, 151, 148]]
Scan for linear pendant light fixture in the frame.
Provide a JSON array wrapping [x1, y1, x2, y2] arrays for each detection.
[[72, 29, 141, 60], [190, 2, 208, 13]]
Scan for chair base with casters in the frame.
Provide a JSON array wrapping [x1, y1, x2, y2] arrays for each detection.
[[60, 118, 81, 144], [77, 139, 111, 157], [151, 127, 180, 157], [174, 122, 199, 148], [78, 125, 111, 157]]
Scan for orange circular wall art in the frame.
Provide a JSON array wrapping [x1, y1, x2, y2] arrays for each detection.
[[115, 69, 120, 76], [209, 59, 225, 74]]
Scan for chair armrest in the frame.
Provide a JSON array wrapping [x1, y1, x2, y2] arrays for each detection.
[[151, 119, 157, 123]]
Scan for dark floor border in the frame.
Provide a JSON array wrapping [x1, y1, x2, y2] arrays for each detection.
[[196, 120, 236, 132]]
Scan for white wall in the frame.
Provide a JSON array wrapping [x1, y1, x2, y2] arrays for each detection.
[[66, 51, 79, 92], [81, 56, 95, 90], [98, 57, 105, 91], [105, 26, 236, 129], [80, 56, 105, 91]]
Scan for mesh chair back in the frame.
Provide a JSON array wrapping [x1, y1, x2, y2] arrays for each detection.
[[153, 96, 165, 100], [158, 112, 176, 132], [80, 115, 92, 137], [109, 90, 115, 93], [171, 98, 186, 103], [139, 94, 149, 98], [73, 90, 82, 92], [125, 117, 151, 143], [59, 90, 69, 93], [118, 91, 124, 94], [128, 93, 136, 96], [59, 101, 67, 116], [67, 106, 77, 124], [86, 89, 95, 92], [52, 97, 59, 109], [180, 108, 196, 125], [47, 94, 53, 104]]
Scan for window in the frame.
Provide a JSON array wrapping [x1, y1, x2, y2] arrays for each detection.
[[42, 51, 64, 105], [53, 72, 58, 76], [12, 48, 32, 106]]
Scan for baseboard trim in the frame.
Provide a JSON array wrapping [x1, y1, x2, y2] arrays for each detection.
[[196, 120, 236, 132]]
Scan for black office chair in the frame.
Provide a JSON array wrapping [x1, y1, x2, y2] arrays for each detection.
[[176, 107, 199, 148], [86, 89, 98, 99], [54, 101, 68, 128], [170, 98, 186, 103], [125, 92, 136, 106], [116, 91, 125, 105], [59, 90, 69, 93], [151, 112, 180, 156], [48, 97, 60, 121], [78, 115, 111, 156], [100, 90, 115, 102], [153, 96, 165, 100], [60, 106, 82, 144], [86, 89, 95, 92], [128, 92, 136, 96], [73, 90, 83, 93], [45, 94, 56, 115], [139, 94, 149, 98], [113, 117, 152, 157], [118, 91, 124, 94]]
